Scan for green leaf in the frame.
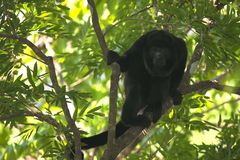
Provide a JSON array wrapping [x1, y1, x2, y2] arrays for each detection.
[[79, 102, 90, 116], [27, 67, 35, 88], [87, 106, 102, 114], [93, 112, 105, 117], [33, 62, 38, 78]]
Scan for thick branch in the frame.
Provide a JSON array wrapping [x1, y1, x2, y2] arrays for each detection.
[[87, 1, 120, 160], [111, 127, 144, 159]]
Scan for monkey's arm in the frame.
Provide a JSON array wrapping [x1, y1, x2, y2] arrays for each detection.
[[170, 38, 187, 105]]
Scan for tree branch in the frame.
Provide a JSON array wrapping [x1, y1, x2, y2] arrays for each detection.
[[87, 0, 108, 56], [181, 43, 203, 88], [152, 0, 159, 17], [0, 33, 49, 62], [0, 110, 61, 129], [87, 1, 120, 160], [182, 80, 240, 95], [0, 109, 73, 156], [47, 57, 82, 160], [0, 33, 82, 160]]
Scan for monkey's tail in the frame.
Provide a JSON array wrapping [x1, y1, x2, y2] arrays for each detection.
[[81, 121, 129, 149]]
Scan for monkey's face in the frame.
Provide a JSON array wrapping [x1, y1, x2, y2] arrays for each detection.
[[149, 47, 171, 68], [143, 31, 178, 77]]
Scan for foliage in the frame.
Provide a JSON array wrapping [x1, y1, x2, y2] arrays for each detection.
[[0, 0, 239, 159]]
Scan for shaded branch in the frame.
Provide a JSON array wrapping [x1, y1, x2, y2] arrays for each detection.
[[181, 43, 203, 88], [0, 112, 29, 121], [114, 127, 144, 158], [181, 80, 240, 95], [116, 132, 145, 159]]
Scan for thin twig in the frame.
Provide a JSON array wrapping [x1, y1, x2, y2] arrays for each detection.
[[20, 52, 46, 64], [202, 98, 240, 114], [104, 5, 153, 35], [70, 70, 92, 88]]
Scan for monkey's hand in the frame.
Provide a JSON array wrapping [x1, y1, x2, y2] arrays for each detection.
[[172, 90, 183, 105], [107, 50, 120, 65]]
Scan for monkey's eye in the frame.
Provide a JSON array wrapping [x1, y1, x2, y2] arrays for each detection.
[[150, 47, 170, 57], [149, 47, 160, 55]]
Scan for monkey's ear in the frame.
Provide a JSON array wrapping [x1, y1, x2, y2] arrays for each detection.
[[107, 50, 120, 65]]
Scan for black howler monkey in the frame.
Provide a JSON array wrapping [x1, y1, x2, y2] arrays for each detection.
[[81, 30, 187, 149]]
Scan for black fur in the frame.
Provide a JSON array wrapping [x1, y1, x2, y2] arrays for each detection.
[[81, 30, 187, 149]]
